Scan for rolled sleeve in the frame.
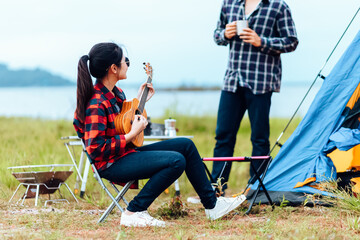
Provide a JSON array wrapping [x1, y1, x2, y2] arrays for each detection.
[[214, 1, 230, 46], [259, 3, 298, 55]]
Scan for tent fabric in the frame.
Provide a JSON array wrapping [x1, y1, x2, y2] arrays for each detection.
[[329, 145, 360, 172], [249, 30, 360, 204], [343, 83, 360, 129], [345, 83, 360, 109], [329, 127, 360, 151]]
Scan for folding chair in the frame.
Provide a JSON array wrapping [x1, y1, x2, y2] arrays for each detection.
[[202, 156, 274, 214], [79, 140, 136, 223], [62, 134, 188, 198]]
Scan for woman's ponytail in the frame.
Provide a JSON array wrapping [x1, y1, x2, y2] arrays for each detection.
[[75, 42, 123, 121], [75, 55, 93, 122]]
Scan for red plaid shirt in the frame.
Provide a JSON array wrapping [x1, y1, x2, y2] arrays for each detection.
[[73, 81, 136, 171]]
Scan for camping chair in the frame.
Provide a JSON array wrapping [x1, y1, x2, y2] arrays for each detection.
[[62, 133, 189, 198], [8, 164, 79, 206], [202, 156, 274, 214], [79, 140, 136, 223]]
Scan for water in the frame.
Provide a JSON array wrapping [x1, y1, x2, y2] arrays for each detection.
[[0, 82, 322, 120]]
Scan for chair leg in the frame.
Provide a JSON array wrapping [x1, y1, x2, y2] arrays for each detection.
[[98, 181, 134, 223], [110, 182, 120, 193], [110, 183, 129, 206], [246, 161, 273, 214], [98, 190, 125, 223], [203, 163, 221, 195], [122, 196, 129, 206]]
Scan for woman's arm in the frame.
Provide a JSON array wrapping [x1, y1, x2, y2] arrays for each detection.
[[137, 82, 155, 101], [124, 115, 148, 143], [83, 103, 133, 161], [84, 104, 148, 162]]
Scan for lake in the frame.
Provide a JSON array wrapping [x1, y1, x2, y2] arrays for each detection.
[[0, 82, 322, 120]]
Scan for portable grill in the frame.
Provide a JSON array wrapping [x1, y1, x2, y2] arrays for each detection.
[[8, 164, 78, 206]]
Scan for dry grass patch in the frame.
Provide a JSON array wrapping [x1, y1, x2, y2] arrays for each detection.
[[1, 196, 360, 240]]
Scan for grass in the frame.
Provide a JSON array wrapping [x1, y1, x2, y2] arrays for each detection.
[[1, 116, 360, 239]]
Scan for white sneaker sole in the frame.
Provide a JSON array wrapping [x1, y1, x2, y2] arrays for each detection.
[[120, 221, 166, 227], [226, 195, 247, 217], [208, 195, 247, 220], [187, 197, 201, 204]]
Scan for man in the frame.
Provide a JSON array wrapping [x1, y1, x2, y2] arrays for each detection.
[[212, 0, 298, 193]]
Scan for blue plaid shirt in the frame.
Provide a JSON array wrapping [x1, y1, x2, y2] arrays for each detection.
[[214, 0, 298, 94]]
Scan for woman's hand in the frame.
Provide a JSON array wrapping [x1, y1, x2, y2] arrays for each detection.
[[137, 82, 155, 102], [124, 115, 148, 143]]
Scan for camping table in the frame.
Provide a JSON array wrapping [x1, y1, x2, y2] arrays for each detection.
[[61, 136, 91, 198]]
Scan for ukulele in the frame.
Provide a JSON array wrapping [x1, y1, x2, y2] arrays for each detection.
[[114, 62, 153, 147]]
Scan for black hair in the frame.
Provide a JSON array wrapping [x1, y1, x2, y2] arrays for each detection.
[[75, 42, 123, 122]]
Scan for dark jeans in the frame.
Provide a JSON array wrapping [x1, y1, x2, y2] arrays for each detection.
[[211, 88, 272, 190], [99, 138, 216, 212]]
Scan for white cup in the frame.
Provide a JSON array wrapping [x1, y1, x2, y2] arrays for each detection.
[[164, 119, 176, 137], [236, 20, 248, 35]]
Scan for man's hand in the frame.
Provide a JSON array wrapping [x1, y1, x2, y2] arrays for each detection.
[[239, 28, 262, 47], [224, 21, 237, 39]]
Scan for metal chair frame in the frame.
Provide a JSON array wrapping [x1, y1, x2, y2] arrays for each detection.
[[79, 141, 135, 223], [62, 135, 192, 223], [61, 135, 193, 199], [202, 156, 274, 214]]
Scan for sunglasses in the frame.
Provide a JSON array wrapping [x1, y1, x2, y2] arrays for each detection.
[[122, 57, 130, 67], [106, 57, 130, 72]]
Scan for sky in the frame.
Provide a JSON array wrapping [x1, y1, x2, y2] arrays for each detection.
[[0, 0, 359, 88]]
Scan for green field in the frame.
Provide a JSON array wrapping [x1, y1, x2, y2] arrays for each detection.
[[1, 116, 359, 239], [0, 115, 299, 198]]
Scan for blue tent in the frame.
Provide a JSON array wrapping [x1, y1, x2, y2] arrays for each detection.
[[250, 30, 360, 204]]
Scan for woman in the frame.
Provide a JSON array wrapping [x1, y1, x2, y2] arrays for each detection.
[[74, 42, 246, 227]]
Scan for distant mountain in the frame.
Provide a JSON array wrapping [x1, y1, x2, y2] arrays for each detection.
[[0, 63, 75, 87]]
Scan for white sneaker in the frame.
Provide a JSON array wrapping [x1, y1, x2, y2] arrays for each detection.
[[187, 196, 201, 204], [205, 195, 247, 220], [120, 211, 166, 227]]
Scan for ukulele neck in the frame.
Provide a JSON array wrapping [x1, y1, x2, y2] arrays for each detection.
[[138, 76, 152, 113]]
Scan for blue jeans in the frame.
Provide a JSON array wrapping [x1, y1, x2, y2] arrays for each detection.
[[99, 138, 216, 212], [211, 88, 272, 190]]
